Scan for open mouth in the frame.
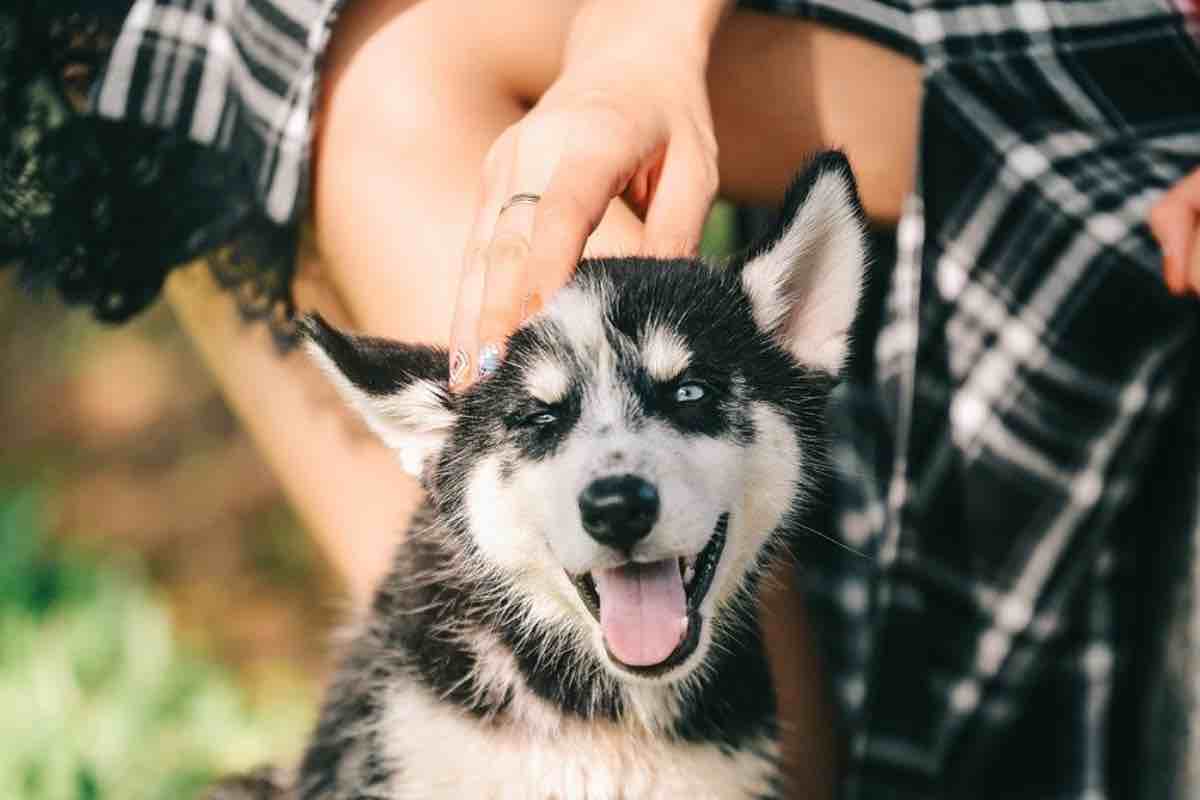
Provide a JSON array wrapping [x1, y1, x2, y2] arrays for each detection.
[[571, 513, 729, 676]]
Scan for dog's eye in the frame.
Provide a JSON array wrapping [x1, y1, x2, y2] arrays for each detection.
[[674, 383, 706, 403]]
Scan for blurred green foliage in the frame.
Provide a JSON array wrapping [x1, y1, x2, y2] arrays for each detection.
[[0, 490, 314, 800], [700, 200, 739, 258]]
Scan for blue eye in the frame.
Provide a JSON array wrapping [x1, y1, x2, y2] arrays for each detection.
[[527, 411, 558, 426], [674, 383, 706, 403]]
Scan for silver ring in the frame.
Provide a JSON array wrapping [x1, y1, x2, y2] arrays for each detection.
[[499, 192, 541, 216]]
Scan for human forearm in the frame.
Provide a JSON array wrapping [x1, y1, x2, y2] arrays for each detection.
[[564, 0, 734, 68]]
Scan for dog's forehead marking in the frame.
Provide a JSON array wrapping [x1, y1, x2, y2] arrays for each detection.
[[547, 285, 608, 358], [583, 349, 632, 429], [545, 283, 638, 426], [522, 357, 571, 404], [639, 325, 692, 382]]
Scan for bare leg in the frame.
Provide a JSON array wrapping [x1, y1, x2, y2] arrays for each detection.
[[164, 252, 411, 602], [170, 1, 920, 794]]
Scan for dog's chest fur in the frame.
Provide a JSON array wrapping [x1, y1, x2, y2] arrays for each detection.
[[301, 516, 784, 800], [381, 681, 779, 799]]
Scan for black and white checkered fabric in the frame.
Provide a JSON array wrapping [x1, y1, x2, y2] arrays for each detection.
[[92, 0, 345, 226], [742, 1, 1200, 797], [78, 0, 1200, 796]]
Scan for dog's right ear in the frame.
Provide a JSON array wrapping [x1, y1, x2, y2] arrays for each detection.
[[736, 151, 868, 375], [299, 314, 456, 477]]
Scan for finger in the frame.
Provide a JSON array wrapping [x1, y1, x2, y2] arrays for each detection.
[[1150, 194, 1195, 295], [642, 136, 718, 258], [1190, 227, 1200, 296], [1149, 170, 1200, 295], [475, 200, 539, 378], [472, 121, 570, 378], [449, 253, 488, 388], [1152, 199, 1192, 295], [449, 132, 517, 389], [1171, 172, 1200, 296], [526, 141, 638, 306]]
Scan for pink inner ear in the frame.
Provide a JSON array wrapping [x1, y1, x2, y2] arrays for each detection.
[[740, 172, 867, 373]]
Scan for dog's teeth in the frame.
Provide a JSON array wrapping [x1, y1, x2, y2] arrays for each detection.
[[683, 562, 696, 586]]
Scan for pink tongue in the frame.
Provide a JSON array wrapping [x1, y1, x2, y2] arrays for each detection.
[[592, 559, 687, 667]]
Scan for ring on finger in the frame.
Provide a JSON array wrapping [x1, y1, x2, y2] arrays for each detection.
[[498, 192, 541, 217]]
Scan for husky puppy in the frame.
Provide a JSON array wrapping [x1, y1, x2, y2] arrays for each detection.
[[210, 151, 867, 800]]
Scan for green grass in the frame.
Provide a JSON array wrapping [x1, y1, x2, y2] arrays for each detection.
[[0, 490, 314, 800], [700, 200, 739, 259]]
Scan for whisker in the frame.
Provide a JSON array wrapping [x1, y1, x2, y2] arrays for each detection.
[[793, 520, 873, 560]]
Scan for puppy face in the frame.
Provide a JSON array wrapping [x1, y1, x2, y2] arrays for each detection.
[[304, 152, 866, 684]]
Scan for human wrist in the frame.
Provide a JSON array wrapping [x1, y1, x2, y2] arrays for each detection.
[[564, 0, 732, 71]]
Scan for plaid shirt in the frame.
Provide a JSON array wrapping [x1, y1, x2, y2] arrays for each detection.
[[62, 0, 1200, 797], [741, 1, 1200, 798], [93, 0, 345, 226]]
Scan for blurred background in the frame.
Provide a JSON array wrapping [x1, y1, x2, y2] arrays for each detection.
[[0, 271, 340, 799], [0, 204, 744, 800]]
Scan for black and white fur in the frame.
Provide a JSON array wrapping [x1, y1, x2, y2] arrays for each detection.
[[209, 152, 867, 800]]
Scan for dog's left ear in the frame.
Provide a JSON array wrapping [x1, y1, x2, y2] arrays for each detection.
[[299, 314, 456, 477], [738, 151, 868, 374]]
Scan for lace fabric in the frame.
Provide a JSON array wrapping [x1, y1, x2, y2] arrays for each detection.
[[1, 2, 300, 348]]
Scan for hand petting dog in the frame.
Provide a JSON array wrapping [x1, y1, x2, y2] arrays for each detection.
[[447, 0, 731, 390]]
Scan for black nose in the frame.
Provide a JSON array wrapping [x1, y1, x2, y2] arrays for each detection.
[[578, 475, 660, 550]]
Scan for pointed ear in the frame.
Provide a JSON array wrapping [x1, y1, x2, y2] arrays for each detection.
[[738, 151, 868, 373], [299, 314, 457, 477]]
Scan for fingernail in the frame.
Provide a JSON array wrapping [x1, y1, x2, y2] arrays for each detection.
[[477, 343, 502, 379], [449, 348, 471, 387]]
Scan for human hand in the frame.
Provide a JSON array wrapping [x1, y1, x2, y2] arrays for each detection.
[[446, 0, 731, 389], [1151, 166, 1200, 296]]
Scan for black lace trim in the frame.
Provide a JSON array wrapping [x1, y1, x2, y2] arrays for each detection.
[[1, 2, 300, 349]]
